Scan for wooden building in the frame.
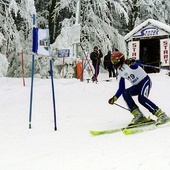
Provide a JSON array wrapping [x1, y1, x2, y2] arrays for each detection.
[[124, 19, 170, 72]]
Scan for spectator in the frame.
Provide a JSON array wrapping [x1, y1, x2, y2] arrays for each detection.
[[104, 50, 116, 78], [90, 46, 103, 82], [141, 47, 150, 64]]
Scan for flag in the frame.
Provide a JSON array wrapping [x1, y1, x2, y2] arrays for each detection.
[[32, 28, 50, 56], [32, 27, 38, 53], [37, 29, 50, 56]]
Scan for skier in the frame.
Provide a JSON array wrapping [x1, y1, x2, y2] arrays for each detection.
[[108, 51, 169, 126]]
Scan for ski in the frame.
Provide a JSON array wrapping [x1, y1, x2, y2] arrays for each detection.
[[89, 119, 156, 136], [122, 119, 170, 135], [122, 124, 155, 135], [90, 128, 121, 136]]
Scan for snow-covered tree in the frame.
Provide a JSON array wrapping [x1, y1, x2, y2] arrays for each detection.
[[0, 0, 36, 77], [1, 0, 170, 78], [138, 0, 170, 24], [35, 0, 50, 28], [53, 0, 129, 55]]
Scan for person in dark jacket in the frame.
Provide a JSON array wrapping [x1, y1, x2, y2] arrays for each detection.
[[141, 47, 150, 64], [104, 50, 116, 78], [90, 46, 103, 82]]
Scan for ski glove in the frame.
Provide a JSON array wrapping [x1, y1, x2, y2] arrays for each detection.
[[108, 96, 117, 105]]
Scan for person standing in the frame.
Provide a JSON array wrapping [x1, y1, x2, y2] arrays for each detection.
[[141, 46, 150, 64], [104, 50, 116, 78], [108, 51, 169, 126], [140, 46, 152, 73], [90, 46, 103, 82]]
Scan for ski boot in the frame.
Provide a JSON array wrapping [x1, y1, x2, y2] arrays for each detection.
[[92, 76, 98, 82], [128, 107, 148, 126], [153, 108, 169, 125]]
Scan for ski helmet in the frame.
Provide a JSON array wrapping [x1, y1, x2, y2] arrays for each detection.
[[111, 51, 125, 69]]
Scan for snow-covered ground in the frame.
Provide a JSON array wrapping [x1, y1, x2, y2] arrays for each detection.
[[1, 71, 170, 170]]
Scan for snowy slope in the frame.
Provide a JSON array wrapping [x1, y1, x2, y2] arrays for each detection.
[[0, 71, 170, 170]]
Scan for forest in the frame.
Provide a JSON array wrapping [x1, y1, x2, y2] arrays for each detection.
[[0, 0, 170, 78]]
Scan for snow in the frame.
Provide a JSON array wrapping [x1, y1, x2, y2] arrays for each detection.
[[1, 71, 170, 170]]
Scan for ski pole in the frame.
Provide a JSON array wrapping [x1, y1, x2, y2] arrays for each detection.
[[114, 103, 130, 111]]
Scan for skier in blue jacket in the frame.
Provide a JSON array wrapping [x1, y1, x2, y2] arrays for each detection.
[[108, 51, 169, 126]]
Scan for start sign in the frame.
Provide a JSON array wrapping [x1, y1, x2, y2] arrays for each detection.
[[160, 39, 170, 66], [128, 41, 139, 60]]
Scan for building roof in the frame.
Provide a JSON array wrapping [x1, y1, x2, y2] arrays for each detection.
[[124, 19, 170, 42]]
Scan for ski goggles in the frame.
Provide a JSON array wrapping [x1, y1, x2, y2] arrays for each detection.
[[111, 55, 124, 64], [111, 57, 120, 64], [111, 55, 123, 64]]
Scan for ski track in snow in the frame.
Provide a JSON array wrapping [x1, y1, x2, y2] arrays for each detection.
[[0, 72, 170, 170]]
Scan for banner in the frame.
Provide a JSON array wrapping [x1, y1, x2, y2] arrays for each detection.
[[160, 39, 170, 66], [58, 49, 70, 58], [133, 25, 169, 38], [32, 27, 38, 53], [128, 41, 139, 60], [37, 29, 50, 56]]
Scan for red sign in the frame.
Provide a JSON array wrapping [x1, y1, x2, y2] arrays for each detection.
[[162, 41, 168, 63], [132, 43, 137, 59]]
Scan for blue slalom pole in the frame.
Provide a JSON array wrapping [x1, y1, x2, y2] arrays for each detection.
[[49, 60, 57, 131], [48, 39, 57, 131], [29, 55, 35, 129], [29, 14, 38, 129]]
